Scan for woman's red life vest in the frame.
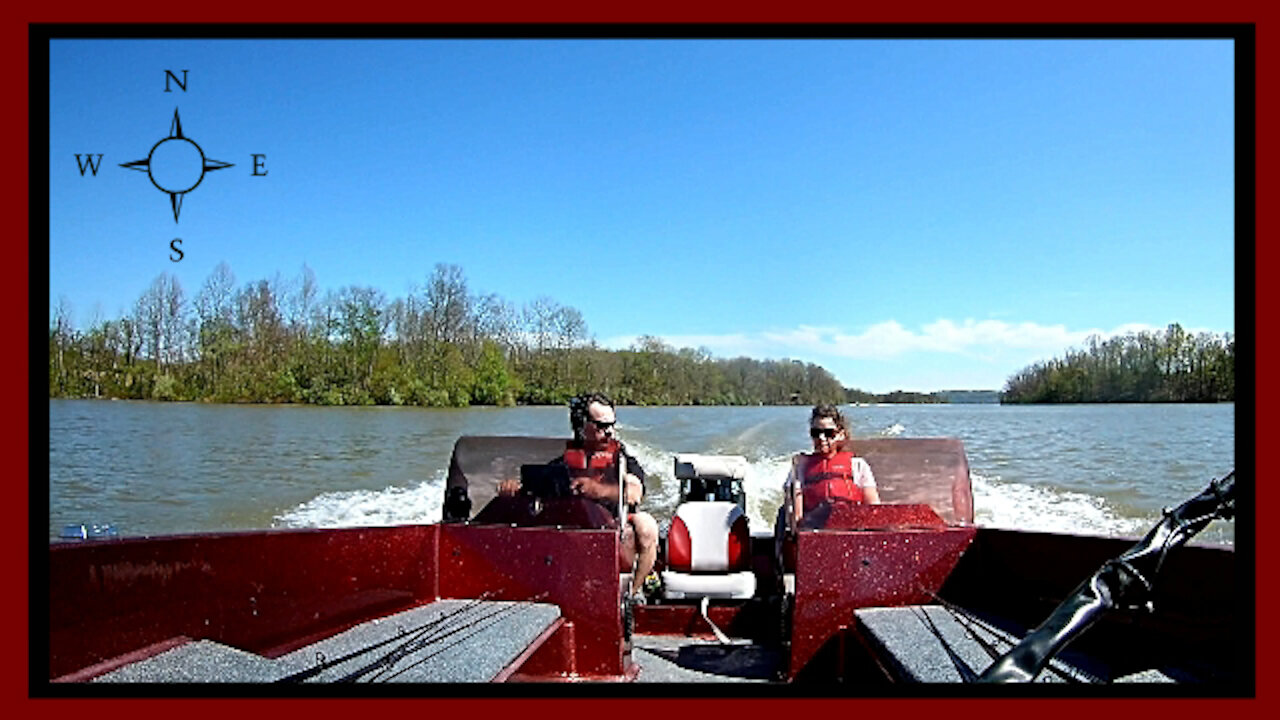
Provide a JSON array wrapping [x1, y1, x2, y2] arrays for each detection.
[[799, 451, 865, 508]]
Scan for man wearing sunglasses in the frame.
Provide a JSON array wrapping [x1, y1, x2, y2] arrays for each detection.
[[500, 392, 659, 605], [783, 404, 881, 535], [568, 393, 659, 605]]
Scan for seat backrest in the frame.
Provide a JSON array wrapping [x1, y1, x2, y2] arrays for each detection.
[[444, 436, 571, 521], [668, 501, 747, 572], [673, 453, 749, 512], [673, 454, 749, 480], [847, 437, 974, 525]]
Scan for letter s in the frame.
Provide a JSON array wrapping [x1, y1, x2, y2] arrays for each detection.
[[169, 238, 185, 262]]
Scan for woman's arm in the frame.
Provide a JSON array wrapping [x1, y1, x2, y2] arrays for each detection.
[[787, 457, 803, 533], [858, 459, 881, 504]]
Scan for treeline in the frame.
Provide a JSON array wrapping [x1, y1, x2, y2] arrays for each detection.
[[933, 390, 1000, 404], [845, 389, 947, 404], [1001, 324, 1234, 404], [48, 263, 850, 408], [844, 389, 1001, 404]]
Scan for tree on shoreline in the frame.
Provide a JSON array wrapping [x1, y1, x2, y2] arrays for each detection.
[[48, 264, 852, 408], [1000, 324, 1234, 404], [62, 268, 1225, 407]]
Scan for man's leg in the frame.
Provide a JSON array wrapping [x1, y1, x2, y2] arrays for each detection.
[[627, 511, 659, 595]]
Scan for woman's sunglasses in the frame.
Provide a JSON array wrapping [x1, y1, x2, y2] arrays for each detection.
[[809, 427, 839, 439]]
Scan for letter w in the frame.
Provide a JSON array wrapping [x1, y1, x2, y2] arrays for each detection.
[[75, 154, 104, 176]]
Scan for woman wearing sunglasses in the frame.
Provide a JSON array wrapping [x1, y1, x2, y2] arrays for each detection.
[[783, 404, 881, 534]]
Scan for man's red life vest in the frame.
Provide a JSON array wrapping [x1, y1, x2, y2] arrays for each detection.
[[562, 439, 619, 483], [799, 451, 865, 508]]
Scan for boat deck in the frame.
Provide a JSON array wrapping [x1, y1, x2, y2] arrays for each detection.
[[92, 599, 562, 683], [854, 605, 1175, 683], [82, 599, 1183, 684], [631, 635, 780, 683]]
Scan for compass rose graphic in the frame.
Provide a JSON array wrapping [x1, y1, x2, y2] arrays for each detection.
[[120, 108, 233, 222]]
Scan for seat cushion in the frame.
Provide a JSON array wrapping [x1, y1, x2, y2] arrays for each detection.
[[660, 571, 757, 600], [670, 502, 744, 572]]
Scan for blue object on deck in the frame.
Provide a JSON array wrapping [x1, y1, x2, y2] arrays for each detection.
[[59, 524, 118, 540]]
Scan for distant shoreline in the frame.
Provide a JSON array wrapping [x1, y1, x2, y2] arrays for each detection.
[[49, 393, 1234, 410]]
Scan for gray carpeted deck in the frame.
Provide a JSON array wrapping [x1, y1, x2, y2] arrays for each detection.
[[631, 635, 780, 682], [854, 605, 1173, 683], [94, 599, 561, 683]]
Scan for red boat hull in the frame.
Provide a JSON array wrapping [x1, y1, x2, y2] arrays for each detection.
[[42, 435, 1240, 686], [48, 522, 628, 682]]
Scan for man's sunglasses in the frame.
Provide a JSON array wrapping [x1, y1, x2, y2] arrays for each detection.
[[589, 419, 616, 430], [809, 427, 839, 439]]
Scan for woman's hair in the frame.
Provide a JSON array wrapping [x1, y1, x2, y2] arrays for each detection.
[[569, 391, 615, 440], [809, 404, 847, 431]]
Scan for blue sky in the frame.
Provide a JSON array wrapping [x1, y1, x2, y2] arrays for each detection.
[[47, 37, 1236, 393]]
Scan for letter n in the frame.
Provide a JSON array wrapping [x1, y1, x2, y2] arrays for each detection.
[[164, 70, 189, 92]]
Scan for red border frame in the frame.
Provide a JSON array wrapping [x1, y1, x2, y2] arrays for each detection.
[[11, 7, 1267, 715]]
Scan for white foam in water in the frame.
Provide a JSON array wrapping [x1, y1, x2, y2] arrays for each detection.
[[272, 438, 1151, 543], [275, 471, 447, 529], [971, 472, 1149, 538], [744, 455, 795, 527], [863, 419, 1148, 537], [619, 437, 792, 531]]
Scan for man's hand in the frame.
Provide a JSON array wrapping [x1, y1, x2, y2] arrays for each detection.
[[624, 474, 644, 506]]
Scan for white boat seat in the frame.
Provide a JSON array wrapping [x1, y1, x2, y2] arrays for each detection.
[[661, 570, 757, 600], [661, 500, 756, 600]]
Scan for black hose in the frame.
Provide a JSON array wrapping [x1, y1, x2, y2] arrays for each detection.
[[977, 472, 1234, 683]]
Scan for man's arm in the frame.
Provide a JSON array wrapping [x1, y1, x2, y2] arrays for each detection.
[[568, 473, 642, 504], [571, 456, 644, 504], [623, 473, 644, 507], [623, 452, 646, 507]]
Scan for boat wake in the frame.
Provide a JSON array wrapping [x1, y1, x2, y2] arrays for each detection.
[[272, 440, 1225, 547], [274, 471, 448, 529], [970, 471, 1150, 538]]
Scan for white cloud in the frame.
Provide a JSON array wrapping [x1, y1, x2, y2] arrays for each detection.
[[600, 319, 1175, 362]]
